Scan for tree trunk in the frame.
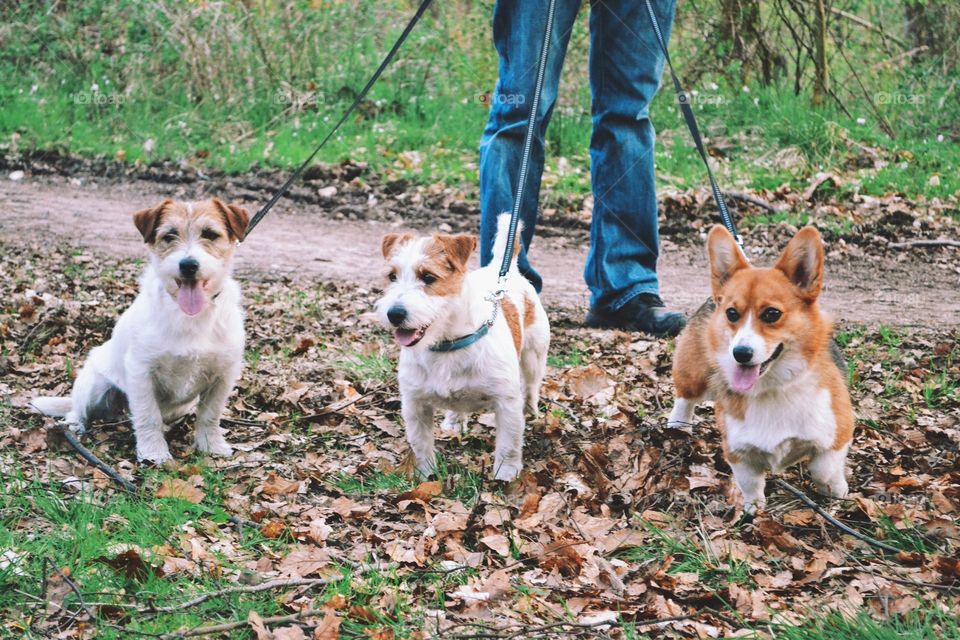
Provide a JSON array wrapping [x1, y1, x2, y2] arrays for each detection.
[[811, 0, 829, 106]]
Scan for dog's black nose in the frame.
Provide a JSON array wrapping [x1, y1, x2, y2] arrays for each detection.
[[387, 305, 407, 327], [733, 345, 754, 364], [179, 257, 200, 279]]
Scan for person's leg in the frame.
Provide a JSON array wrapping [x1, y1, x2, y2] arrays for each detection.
[[583, 0, 685, 336], [479, 0, 581, 292]]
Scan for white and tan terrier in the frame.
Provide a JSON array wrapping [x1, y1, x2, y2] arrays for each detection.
[[33, 198, 248, 464], [669, 225, 854, 513], [376, 214, 550, 481]]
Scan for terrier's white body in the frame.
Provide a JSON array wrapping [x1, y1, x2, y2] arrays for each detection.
[[33, 199, 249, 464], [376, 216, 550, 481]]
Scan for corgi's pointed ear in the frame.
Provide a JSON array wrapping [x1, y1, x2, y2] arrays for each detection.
[[707, 225, 749, 297], [133, 199, 173, 243], [435, 233, 477, 270], [381, 233, 413, 259], [775, 226, 824, 301]]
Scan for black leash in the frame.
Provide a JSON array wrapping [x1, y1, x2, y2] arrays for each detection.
[[430, 0, 558, 352], [643, 0, 742, 246], [497, 0, 558, 279], [243, 0, 435, 238]]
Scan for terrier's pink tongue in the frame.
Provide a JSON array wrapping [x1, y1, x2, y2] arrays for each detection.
[[731, 364, 760, 392], [177, 282, 205, 316], [394, 328, 419, 347]]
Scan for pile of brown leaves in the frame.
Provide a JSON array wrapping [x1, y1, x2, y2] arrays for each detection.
[[1, 236, 958, 638]]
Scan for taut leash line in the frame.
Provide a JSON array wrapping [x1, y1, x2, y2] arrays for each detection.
[[430, 0, 558, 353], [498, 0, 558, 280], [643, 0, 742, 246], [243, 0, 435, 239]]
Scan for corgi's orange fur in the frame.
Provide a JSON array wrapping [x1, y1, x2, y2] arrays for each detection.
[[669, 225, 854, 513]]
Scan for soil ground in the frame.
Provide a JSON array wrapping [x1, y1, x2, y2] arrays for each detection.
[[2, 176, 958, 327]]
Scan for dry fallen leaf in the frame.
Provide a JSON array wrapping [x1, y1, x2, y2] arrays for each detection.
[[155, 478, 205, 504]]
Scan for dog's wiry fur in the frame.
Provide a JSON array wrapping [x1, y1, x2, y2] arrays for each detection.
[[32, 198, 248, 464], [669, 225, 854, 513], [376, 214, 550, 481]]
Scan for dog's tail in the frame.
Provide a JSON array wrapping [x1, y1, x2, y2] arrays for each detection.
[[31, 396, 73, 418], [490, 213, 523, 273]]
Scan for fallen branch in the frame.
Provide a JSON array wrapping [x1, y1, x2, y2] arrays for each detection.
[[146, 576, 341, 615], [162, 607, 329, 639], [888, 238, 960, 250], [446, 613, 703, 640], [774, 478, 904, 555], [723, 191, 780, 214], [829, 7, 908, 48], [52, 424, 137, 493]]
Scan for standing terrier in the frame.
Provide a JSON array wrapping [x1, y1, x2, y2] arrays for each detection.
[[376, 215, 550, 481], [33, 198, 248, 464]]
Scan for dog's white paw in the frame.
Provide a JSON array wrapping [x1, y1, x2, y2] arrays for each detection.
[[743, 497, 766, 516], [195, 430, 234, 457], [137, 440, 174, 465], [440, 412, 464, 434], [493, 460, 522, 482], [814, 477, 848, 500]]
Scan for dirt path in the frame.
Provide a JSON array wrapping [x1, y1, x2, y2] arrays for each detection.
[[2, 178, 958, 327]]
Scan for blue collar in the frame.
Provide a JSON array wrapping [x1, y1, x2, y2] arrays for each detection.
[[429, 321, 492, 353]]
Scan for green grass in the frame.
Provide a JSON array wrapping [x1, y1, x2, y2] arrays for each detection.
[[0, 464, 307, 638], [548, 344, 587, 368], [1, 1, 958, 205], [337, 351, 395, 384], [768, 605, 960, 640], [616, 518, 753, 593]]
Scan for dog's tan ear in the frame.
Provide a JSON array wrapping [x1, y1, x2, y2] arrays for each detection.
[[775, 226, 824, 301], [381, 233, 413, 258], [707, 225, 749, 298], [212, 198, 250, 242], [436, 234, 477, 271], [133, 199, 173, 243]]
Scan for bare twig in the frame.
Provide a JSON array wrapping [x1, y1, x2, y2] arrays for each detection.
[[774, 478, 904, 555], [50, 563, 95, 621], [723, 191, 781, 214], [829, 7, 908, 48], [52, 424, 137, 493], [870, 46, 929, 71], [888, 238, 960, 250], [446, 614, 703, 640], [145, 576, 341, 615], [162, 607, 330, 639]]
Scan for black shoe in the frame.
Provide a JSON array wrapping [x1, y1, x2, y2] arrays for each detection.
[[585, 293, 687, 337]]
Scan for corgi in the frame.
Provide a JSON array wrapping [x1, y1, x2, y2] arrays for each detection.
[[669, 225, 854, 513]]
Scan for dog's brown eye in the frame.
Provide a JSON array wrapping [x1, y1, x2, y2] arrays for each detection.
[[726, 307, 740, 322], [162, 231, 178, 243], [421, 273, 438, 285], [761, 307, 782, 323], [387, 271, 398, 282], [201, 228, 220, 241]]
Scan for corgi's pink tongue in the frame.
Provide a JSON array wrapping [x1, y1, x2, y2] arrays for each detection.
[[731, 364, 760, 392], [176, 281, 205, 316], [394, 328, 419, 347]]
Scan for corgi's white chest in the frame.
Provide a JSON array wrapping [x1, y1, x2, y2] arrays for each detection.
[[725, 379, 837, 472]]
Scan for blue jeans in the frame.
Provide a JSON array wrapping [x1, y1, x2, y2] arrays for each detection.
[[479, 0, 675, 311]]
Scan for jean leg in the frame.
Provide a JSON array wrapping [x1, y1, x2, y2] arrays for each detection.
[[584, 0, 676, 310], [479, 0, 582, 291]]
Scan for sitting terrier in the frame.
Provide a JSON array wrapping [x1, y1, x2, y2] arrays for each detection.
[[33, 198, 249, 464]]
